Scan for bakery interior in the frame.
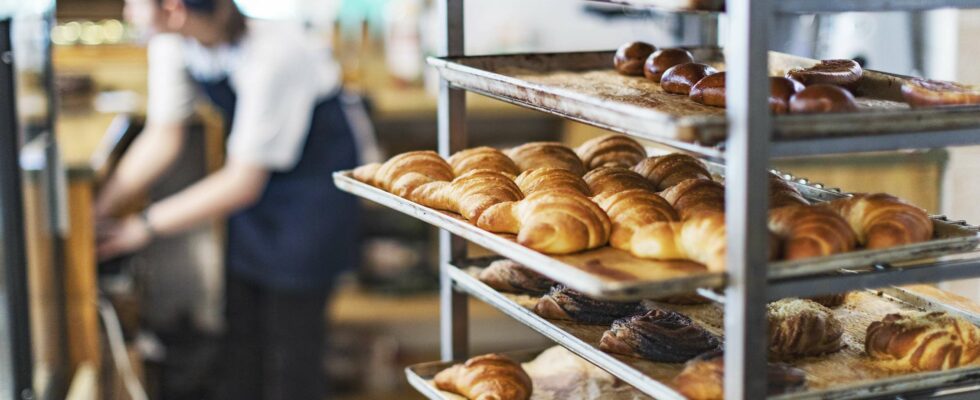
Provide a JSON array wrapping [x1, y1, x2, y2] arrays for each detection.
[[5, 0, 980, 399]]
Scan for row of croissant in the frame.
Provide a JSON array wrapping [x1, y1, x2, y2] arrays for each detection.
[[467, 259, 980, 400], [352, 134, 934, 271]]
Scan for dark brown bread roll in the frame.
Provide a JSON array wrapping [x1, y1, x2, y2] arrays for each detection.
[[789, 84, 859, 114], [689, 72, 726, 108], [902, 78, 980, 108], [661, 63, 718, 95], [866, 311, 980, 371], [770, 76, 806, 114], [600, 308, 720, 362], [434, 354, 533, 400], [614, 41, 656, 76], [477, 259, 556, 296], [768, 298, 843, 360], [786, 59, 863, 90], [644, 48, 694, 83], [674, 351, 807, 400], [534, 285, 640, 325]]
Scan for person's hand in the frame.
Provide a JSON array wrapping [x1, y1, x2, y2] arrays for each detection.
[[97, 214, 153, 261]]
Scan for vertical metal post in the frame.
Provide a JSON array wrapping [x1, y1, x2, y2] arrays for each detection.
[[437, 0, 468, 362], [724, 0, 772, 399]]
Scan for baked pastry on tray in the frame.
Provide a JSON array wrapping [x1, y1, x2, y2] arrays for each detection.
[[599, 308, 720, 362], [434, 353, 533, 400], [477, 259, 556, 297], [866, 311, 980, 371], [674, 351, 807, 400], [768, 298, 844, 360], [534, 285, 640, 325]]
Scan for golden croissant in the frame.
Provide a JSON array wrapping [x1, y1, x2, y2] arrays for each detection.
[[575, 134, 647, 169], [769, 174, 810, 209], [447, 146, 521, 177], [828, 193, 933, 249], [593, 189, 678, 250], [411, 170, 524, 223], [477, 191, 611, 254], [514, 168, 591, 197], [359, 151, 455, 198], [632, 153, 712, 191], [626, 212, 727, 272], [660, 178, 725, 220], [583, 166, 657, 199], [506, 142, 588, 177], [768, 204, 856, 260], [434, 354, 533, 400]]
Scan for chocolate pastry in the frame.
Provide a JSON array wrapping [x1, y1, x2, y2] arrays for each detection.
[[674, 351, 807, 400], [534, 285, 640, 325], [615, 41, 656, 76], [786, 59, 863, 90], [866, 311, 980, 371], [768, 298, 844, 360], [478, 259, 556, 296], [661, 63, 718, 95], [644, 48, 694, 82], [807, 293, 848, 308], [789, 84, 859, 114], [902, 78, 980, 108], [599, 308, 720, 362], [770, 76, 806, 114]]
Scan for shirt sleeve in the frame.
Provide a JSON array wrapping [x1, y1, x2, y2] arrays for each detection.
[[225, 43, 320, 171], [145, 34, 196, 124]]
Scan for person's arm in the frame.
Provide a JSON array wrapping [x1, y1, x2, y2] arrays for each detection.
[[94, 122, 185, 218], [97, 158, 269, 260]]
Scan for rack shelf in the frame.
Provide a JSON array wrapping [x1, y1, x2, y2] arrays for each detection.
[[590, 0, 980, 14]]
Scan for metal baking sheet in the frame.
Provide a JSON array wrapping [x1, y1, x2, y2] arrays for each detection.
[[335, 167, 978, 300], [451, 261, 980, 399], [427, 50, 980, 148], [589, 0, 724, 12]]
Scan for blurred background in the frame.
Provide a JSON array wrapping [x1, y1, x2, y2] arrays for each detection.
[[3, 0, 980, 399]]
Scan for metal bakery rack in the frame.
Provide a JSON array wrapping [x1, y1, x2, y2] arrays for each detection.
[[335, 1, 980, 398]]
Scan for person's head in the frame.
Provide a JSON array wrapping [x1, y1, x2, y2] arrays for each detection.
[[124, 0, 246, 46]]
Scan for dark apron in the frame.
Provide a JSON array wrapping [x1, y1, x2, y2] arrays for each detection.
[[196, 77, 360, 291]]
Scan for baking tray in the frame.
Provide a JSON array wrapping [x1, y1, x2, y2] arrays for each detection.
[[427, 50, 980, 148], [333, 164, 978, 300], [451, 261, 980, 399], [589, 0, 724, 12]]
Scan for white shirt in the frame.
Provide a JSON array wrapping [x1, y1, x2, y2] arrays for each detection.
[[146, 20, 342, 171]]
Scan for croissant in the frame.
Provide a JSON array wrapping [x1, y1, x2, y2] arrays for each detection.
[[575, 134, 647, 169], [660, 178, 725, 220], [447, 146, 521, 177], [352, 162, 382, 186], [593, 189, 679, 250], [534, 285, 640, 325], [627, 212, 727, 272], [632, 153, 711, 191], [674, 351, 807, 400], [583, 167, 657, 199], [476, 191, 611, 254], [828, 193, 933, 249], [478, 259, 556, 296], [513, 168, 591, 197], [411, 170, 524, 223], [506, 142, 588, 177], [599, 308, 720, 362], [371, 151, 455, 198], [769, 174, 810, 209], [434, 354, 533, 400], [767, 298, 843, 360], [866, 311, 980, 371], [768, 205, 856, 260]]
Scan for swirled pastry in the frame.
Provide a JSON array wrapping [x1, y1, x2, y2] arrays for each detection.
[[866, 311, 980, 371], [575, 134, 647, 169], [411, 170, 524, 223], [828, 193, 934, 249], [434, 354, 533, 400], [660, 178, 725, 220], [534, 285, 640, 325], [506, 142, 587, 177], [599, 308, 720, 362], [513, 168, 591, 197], [632, 153, 711, 191], [674, 351, 807, 400], [447, 146, 521, 177], [477, 191, 611, 254], [768, 298, 843, 360], [477, 259, 556, 296]]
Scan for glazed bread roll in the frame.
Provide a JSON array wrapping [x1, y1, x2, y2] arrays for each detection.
[[770, 77, 806, 114], [689, 72, 726, 108], [477, 259, 556, 296], [768, 298, 843, 360], [632, 153, 712, 191], [769, 174, 810, 209], [866, 311, 980, 371], [600, 308, 720, 362], [660, 178, 725, 220], [434, 354, 533, 400], [768, 205, 856, 260], [477, 191, 611, 254], [506, 142, 588, 177], [364, 150, 455, 197], [534, 285, 640, 325], [828, 193, 933, 249], [674, 351, 807, 400], [627, 212, 727, 272], [644, 48, 694, 83], [514, 168, 591, 197], [447, 146, 521, 177], [593, 189, 679, 251], [661, 63, 718, 95], [614, 41, 656, 76], [583, 167, 657, 199], [902, 78, 980, 108], [786, 59, 863, 90], [411, 170, 524, 223], [790, 84, 859, 114], [575, 134, 647, 169]]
